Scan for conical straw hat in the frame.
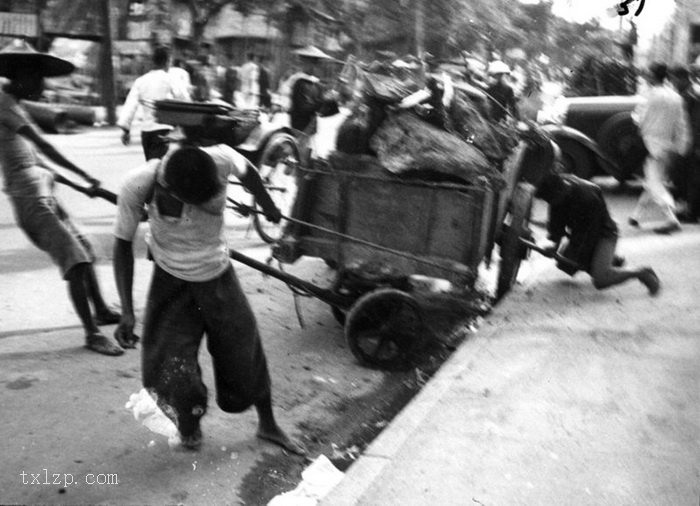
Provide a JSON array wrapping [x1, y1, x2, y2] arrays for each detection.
[[0, 39, 75, 78]]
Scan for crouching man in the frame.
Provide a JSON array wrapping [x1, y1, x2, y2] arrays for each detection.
[[535, 172, 660, 295], [112, 143, 305, 453]]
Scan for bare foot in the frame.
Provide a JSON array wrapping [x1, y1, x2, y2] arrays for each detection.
[[85, 333, 124, 356], [639, 267, 660, 296], [179, 427, 203, 451], [257, 425, 306, 456]]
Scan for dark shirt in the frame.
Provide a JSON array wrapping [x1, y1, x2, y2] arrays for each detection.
[[258, 65, 271, 108], [222, 66, 238, 104], [290, 77, 322, 132], [423, 75, 450, 130], [547, 174, 618, 272], [679, 86, 700, 153], [486, 81, 518, 122]]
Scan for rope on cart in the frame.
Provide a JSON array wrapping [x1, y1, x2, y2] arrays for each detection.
[[263, 257, 310, 328], [227, 197, 473, 277]]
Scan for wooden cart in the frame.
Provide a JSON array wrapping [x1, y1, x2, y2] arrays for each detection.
[[253, 128, 556, 369], [65, 99, 556, 370]]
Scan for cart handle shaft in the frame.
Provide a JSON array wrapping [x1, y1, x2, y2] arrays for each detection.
[[227, 249, 351, 309], [54, 173, 118, 205], [519, 238, 581, 270]]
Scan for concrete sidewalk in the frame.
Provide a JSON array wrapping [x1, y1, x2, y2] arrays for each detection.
[[321, 225, 700, 506]]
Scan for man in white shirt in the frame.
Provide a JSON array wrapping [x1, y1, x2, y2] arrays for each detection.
[[118, 46, 190, 160], [630, 62, 691, 234], [239, 52, 260, 109], [168, 58, 192, 100], [112, 143, 304, 454]]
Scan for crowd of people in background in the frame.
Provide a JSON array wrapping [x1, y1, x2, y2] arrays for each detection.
[[115, 43, 700, 235]]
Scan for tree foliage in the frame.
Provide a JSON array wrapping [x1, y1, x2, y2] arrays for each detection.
[[143, 0, 628, 80], [326, 0, 625, 73]]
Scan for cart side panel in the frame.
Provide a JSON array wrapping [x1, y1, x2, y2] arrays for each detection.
[[344, 178, 432, 257], [284, 155, 493, 288], [426, 187, 493, 269], [340, 244, 475, 287], [466, 189, 497, 269]]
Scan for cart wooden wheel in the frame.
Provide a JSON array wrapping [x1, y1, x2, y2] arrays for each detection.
[[252, 132, 299, 243], [496, 182, 535, 301], [345, 288, 425, 370]]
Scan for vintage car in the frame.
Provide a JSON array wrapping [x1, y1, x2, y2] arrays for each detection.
[[538, 94, 647, 182]]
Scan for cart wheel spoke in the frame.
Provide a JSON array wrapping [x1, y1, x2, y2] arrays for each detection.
[[497, 182, 535, 301], [345, 289, 425, 370]]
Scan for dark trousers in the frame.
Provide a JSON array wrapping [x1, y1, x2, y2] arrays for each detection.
[[141, 129, 171, 161], [672, 152, 700, 218], [688, 163, 700, 219], [141, 264, 271, 436]]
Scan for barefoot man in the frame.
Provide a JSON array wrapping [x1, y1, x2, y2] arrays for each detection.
[[112, 142, 305, 453], [0, 40, 122, 355]]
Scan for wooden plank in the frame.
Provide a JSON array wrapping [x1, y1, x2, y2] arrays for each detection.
[[292, 156, 490, 284]]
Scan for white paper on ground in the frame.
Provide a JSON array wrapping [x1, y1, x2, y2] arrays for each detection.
[[125, 388, 181, 447], [267, 454, 344, 506]]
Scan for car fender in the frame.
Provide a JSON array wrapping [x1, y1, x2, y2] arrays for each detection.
[[541, 123, 623, 180]]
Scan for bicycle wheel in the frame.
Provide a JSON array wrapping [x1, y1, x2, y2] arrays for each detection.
[[252, 132, 299, 243]]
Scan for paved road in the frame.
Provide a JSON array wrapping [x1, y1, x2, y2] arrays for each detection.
[[0, 126, 447, 505], [2, 126, 690, 506], [322, 191, 700, 506]]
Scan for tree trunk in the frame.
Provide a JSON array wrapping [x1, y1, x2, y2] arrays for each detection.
[[414, 0, 424, 56], [99, 0, 116, 125]]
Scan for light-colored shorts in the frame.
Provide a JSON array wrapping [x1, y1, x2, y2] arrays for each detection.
[[12, 195, 93, 279]]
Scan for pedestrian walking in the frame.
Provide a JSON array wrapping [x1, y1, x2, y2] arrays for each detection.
[[112, 143, 305, 453], [221, 54, 239, 106], [199, 54, 220, 100], [0, 40, 123, 355], [168, 58, 193, 100], [669, 65, 700, 223], [535, 172, 660, 295], [239, 52, 260, 109], [486, 60, 519, 123], [118, 46, 190, 161], [258, 55, 272, 109], [629, 62, 691, 234], [284, 47, 326, 132]]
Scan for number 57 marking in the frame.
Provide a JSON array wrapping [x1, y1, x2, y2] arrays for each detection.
[[617, 0, 645, 16]]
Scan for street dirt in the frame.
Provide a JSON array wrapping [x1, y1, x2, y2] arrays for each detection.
[[0, 203, 491, 506], [0, 127, 495, 505], [234, 254, 491, 505]]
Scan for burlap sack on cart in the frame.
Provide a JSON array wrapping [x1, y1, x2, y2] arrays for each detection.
[[370, 110, 505, 189]]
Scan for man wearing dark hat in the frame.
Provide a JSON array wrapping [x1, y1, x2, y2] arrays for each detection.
[[0, 39, 123, 356], [112, 142, 305, 453], [283, 48, 327, 132], [486, 60, 519, 123]]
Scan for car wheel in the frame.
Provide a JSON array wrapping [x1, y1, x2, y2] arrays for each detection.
[[557, 138, 595, 180], [597, 113, 646, 181]]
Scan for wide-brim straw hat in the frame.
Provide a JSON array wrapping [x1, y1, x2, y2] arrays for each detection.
[[0, 39, 75, 78], [292, 45, 333, 60]]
